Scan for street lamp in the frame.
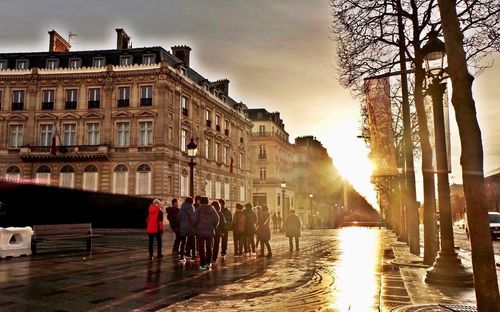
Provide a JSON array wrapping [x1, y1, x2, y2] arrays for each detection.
[[422, 30, 473, 286], [309, 193, 314, 228], [187, 138, 198, 198], [280, 178, 287, 218]]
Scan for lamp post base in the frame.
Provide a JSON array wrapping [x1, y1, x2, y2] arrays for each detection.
[[425, 250, 473, 287]]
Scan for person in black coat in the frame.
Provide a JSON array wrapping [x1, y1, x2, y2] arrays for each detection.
[[243, 203, 257, 255], [284, 209, 301, 252], [257, 205, 272, 258]]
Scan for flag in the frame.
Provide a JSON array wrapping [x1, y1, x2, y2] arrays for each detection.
[[230, 156, 234, 173], [50, 126, 58, 156]]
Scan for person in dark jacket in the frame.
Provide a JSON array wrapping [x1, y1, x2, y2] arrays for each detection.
[[146, 199, 164, 259], [257, 205, 272, 258], [232, 203, 245, 257], [166, 198, 181, 255], [178, 197, 196, 262], [284, 209, 301, 252], [219, 199, 232, 258], [211, 201, 226, 263], [194, 197, 219, 269], [243, 203, 257, 256]]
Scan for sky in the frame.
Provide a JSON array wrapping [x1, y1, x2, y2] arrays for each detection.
[[1, 0, 498, 208]]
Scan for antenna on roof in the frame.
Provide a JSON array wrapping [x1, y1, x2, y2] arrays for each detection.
[[68, 31, 78, 45]]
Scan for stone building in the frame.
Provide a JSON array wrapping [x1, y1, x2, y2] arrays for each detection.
[[0, 29, 253, 207], [247, 108, 294, 217]]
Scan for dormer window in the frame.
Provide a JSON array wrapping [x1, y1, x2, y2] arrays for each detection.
[[46, 59, 59, 69], [204, 82, 210, 91], [120, 55, 133, 66], [68, 58, 81, 68], [0, 60, 8, 69], [92, 57, 106, 67], [16, 60, 29, 70], [142, 54, 156, 65], [180, 66, 187, 76]]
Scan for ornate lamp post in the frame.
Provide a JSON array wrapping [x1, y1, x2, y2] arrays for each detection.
[[309, 193, 314, 228], [422, 31, 473, 286], [187, 138, 198, 198], [280, 179, 287, 218]]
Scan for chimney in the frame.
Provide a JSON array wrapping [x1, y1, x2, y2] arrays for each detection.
[[48, 30, 71, 52], [116, 28, 131, 50], [171, 45, 192, 67], [213, 79, 230, 97]]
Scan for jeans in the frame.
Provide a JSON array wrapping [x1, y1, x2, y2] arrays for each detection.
[[172, 230, 181, 253], [233, 232, 243, 255], [213, 234, 222, 261], [260, 240, 272, 255], [148, 232, 162, 257], [244, 233, 255, 253], [197, 235, 214, 266], [179, 235, 195, 258], [221, 230, 229, 255]]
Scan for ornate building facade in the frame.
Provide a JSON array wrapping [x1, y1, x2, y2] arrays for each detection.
[[0, 29, 253, 207]]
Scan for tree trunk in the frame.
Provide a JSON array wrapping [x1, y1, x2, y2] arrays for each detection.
[[436, 0, 500, 309]]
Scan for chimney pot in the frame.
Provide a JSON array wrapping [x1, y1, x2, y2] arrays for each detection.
[[213, 79, 230, 97]]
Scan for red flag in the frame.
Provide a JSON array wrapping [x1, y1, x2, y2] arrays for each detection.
[[50, 127, 58, 156], [230, 157, 234, 173]]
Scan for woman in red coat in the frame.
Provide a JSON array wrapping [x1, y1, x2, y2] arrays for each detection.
[[147, 199, 164, 259]]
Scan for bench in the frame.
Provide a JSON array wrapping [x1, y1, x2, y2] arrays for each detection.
[[31, 223, 103, 255]]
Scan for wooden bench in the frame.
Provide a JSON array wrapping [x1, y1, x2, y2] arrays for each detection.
[[31, 223, 103, 254]]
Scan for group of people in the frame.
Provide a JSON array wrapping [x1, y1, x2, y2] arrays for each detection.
[[146, 197, 302, 270]]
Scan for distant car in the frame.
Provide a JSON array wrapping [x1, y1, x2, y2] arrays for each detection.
[[466, 212, 500, 240]]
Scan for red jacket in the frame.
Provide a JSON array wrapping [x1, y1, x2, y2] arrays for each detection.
[[146, 204, 164, 233]]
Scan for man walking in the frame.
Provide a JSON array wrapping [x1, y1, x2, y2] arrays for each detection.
[[284, 209, 301, 252], [219, 199, 232, 259], [166, 198, 181, 255]]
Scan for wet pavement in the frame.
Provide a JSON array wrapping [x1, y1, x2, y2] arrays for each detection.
[[0, 228, 481, 311]]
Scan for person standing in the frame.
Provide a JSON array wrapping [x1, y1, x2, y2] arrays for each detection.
[[232, 203, 245, 257], [194, 197, 219, 270], [219, 199, 232, 259], [211, 201, 226, 264], [178, 197, 196, 263], [255, 206, 262, 249], [271, 212, 278, 231], [277, 212, 283, 232], [166, 198, 181, 255], [284, 209, 301, 252], [243, 203, 257, 256], [257, 205, 272, 258], [146, 199, 164, 260]]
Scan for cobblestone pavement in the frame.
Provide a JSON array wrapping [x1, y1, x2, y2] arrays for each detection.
[[0, 228, 481, 311]]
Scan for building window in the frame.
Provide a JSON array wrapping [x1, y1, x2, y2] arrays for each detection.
[[0, 90, 3, 109], [59, 165, 75, 188], [46, 59, 59, 69], [215, 115, 221, 131], [83, 165, 98, 191], [205, 110, 212, 127], [142, 54, 156, 65], [181, 96, 189, 116], [120, 55, 133, 66], [65, 89, 78, 109], [136, 164, 152, 195], [116, 122, 130, 147], [92, 57, 106, 67], [224, 181, 230, 200], [223, 146, 228, 164], [205, 138, 211, 159], [277, 194, 281, 206], [9, 125, 23, 148], [112, 164, 128, 194], [206, 177, 213, 197], [68, 58, 81, 68], [16, 60, 28, 69], [180, 129, 187, 152], [139, 121, 153, 146], [117, 87, 130, 107], [224, 120, 230, 135], [168, 127, 173, 142], [12, 90, 24, 110], [88, 88, 100, 108], [63, 123, 77, 146], [140, 85, 153, 106], [215, 179, 222, 199], [259, 125, 266, 133], [259, 145, 267, 159], [180, 168, 189, 197], [0, 60, 7, 69], [240, 185, 245, 202], [41, 90, 55, 110], [39, 124, 54, 146], [260, 167, 266, 180], [239, 152, 244, 169], [35, 165, 51, 185], [215, 143, 220, 162], [86, 123, 100, 145], [5, 166, 21, 182]]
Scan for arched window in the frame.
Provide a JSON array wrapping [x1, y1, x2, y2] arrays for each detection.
[[59, 165, 75, 188], [83, 165, 99, 191], [5, 166, 21, 182], [180, 168, 189, 197], [112, 164, 129, 194], [35, 165, 51, 185], [136, 164, 152, 195], [205, 174, 212, 198]]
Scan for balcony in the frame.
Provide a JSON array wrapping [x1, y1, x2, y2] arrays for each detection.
[[42, 102, 54, 110], [117, 99, 129, 107], [11, 102, 24, 111], [251, 131, 289, 143], [216, 125, 221, 132], [258, 153, 267, 160], [65, 101, 77, 109], [182, 108, 189, 117], [20, 144, 110, 162], [224, 129, 229, 136], [206, 120, 212, 127], [140, 98, 152, 106], [88, 100, 100, 109]]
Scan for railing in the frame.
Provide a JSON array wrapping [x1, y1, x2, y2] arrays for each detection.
[[258, 153, 267, 159], [140, 98, 152, 106], [224, 129, 229, 136], [11, 102, 24, 111], [117, 99, 129, 107], [88, 101, 100, 109], [182, 108, 189, 116], [215, 125, 221, 132], [42, 102, 54, 110], [65, 101, 77, 109], [206, 120, 212, 127]]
